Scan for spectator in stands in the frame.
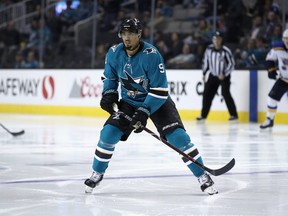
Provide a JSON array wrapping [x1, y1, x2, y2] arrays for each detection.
[[196, 0, 213, 17], [32, 4, 42, 22], [23, 50, 39, 68], [141, 26, 152, 43], [109, 10, 126, 33], [27, 19, 40, 48], [154, 32, 170, 62], [0, 0, 12, 9], [167, 43, 195, 69], [169, 32, 183, 58], [270, 24, 282, 46], [182, 0, 196, 8], [248, 36, 269, 68], [193, 19, 212, 59], [242, 0, 264, 17], [59, 0, 79, 29], [250, 15, 264, 39], [27, 19, 52, 50], [147, 7, 165, 30], [94, 44, 107, 68], [99, 0, 122, 31], [241, 0, 260, 32], [216, 14, 227, 35], [234, 38, 256, 69], [141, 11, 151, 27], [225, 0, 245, 43], [46, 8, 63, 44], [157, 0, 173, 17], [77, 0, 93, 20], [138, 0, 152, 13], [0, 21, 21, 53], [260, 10, 281, 44], [156, 39, 170, 62], [194, 18, 211, 45], [183, 32, 203, 67], [14, 51, 26, 68]]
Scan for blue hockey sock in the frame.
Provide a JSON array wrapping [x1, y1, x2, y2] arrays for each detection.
[[166, 128, 205, 177], [92, 124, 123, 173]]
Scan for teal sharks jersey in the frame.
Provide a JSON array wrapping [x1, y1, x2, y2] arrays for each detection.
[[102, 41, 169, 114]]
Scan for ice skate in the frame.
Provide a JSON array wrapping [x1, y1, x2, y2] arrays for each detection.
[[198, 173, 218, 195], [260, 117, 274, 129], [84, 171, 103, 193], [196, 116, 206, 122], [228, 116, 238, 122]]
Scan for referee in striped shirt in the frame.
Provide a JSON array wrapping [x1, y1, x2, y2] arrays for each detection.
[[196, 31, 238, 121]]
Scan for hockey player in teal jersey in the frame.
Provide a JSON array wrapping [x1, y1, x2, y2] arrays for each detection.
[[84, 18, 218, 195]]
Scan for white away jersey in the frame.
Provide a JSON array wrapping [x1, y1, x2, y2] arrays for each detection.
[[266, 41, 288, 79]]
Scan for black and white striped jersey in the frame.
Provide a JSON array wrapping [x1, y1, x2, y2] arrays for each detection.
[[202, 44, 235, 77]]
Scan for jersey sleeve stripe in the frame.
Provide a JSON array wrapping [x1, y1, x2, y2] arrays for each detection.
[[149, 88, 169, 97], [148, 92, 168, 99]]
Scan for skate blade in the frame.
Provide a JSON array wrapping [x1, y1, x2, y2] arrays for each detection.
[[85, 186, 94, 193], [204, 186, 218, 195], [260, 127, 273, 131]]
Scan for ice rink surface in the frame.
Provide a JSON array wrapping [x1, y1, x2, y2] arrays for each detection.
[[0, 113, 287, 216]]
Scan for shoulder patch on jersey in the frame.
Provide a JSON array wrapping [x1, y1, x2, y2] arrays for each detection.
[[143, 47, 157, 54], [111, 44, 121, 52]]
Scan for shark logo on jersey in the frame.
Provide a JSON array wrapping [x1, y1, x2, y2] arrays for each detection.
[[144, 47, 157, 54], [120, 63, 148, 98]]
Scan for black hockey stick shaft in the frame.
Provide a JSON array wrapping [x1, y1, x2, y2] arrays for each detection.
[[0, 123, 25, 136], [116, 110, 235, 176]]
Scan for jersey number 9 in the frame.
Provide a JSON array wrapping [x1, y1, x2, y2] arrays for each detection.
[[158, 63, 165, 73]]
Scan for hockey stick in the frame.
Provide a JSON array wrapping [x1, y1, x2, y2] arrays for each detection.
[[115, 109, 235, 176], [0, 123, 25, 136]]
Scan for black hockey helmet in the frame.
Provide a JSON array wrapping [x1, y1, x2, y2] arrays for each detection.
[[118, 18, 142, 38], [212, 31, 223, 38]]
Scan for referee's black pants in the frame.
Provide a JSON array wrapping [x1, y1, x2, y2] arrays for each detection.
[[201, 74, 238, 118]]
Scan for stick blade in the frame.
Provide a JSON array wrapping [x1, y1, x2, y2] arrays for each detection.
[[206, 158, 235, 176], [0, 123, 25, 137], [11, 130, 25, 136]]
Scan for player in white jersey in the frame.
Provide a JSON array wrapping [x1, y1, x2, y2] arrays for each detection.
[[260, 29, 288, 129]]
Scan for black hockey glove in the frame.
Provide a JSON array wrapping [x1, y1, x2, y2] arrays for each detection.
[[129, 107, 150, 133], [100, 91, 118, 115], [268, 71, 278, 80]]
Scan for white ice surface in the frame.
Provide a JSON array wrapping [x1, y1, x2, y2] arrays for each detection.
[[0, 114, 287, 216]]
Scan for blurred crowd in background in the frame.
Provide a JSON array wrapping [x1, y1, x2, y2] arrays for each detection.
[[0, 0, 286, 69]]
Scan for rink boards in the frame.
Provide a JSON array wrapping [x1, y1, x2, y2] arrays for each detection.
[[0, 69, 287, 123]]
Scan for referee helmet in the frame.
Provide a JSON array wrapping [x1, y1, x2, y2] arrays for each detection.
[[212, 31, 223, 38]]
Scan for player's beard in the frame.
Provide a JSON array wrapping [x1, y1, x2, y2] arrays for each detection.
[[125, 43, 137, 51], [125, 44, 133, 50], [124, 42, 140, 52]]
